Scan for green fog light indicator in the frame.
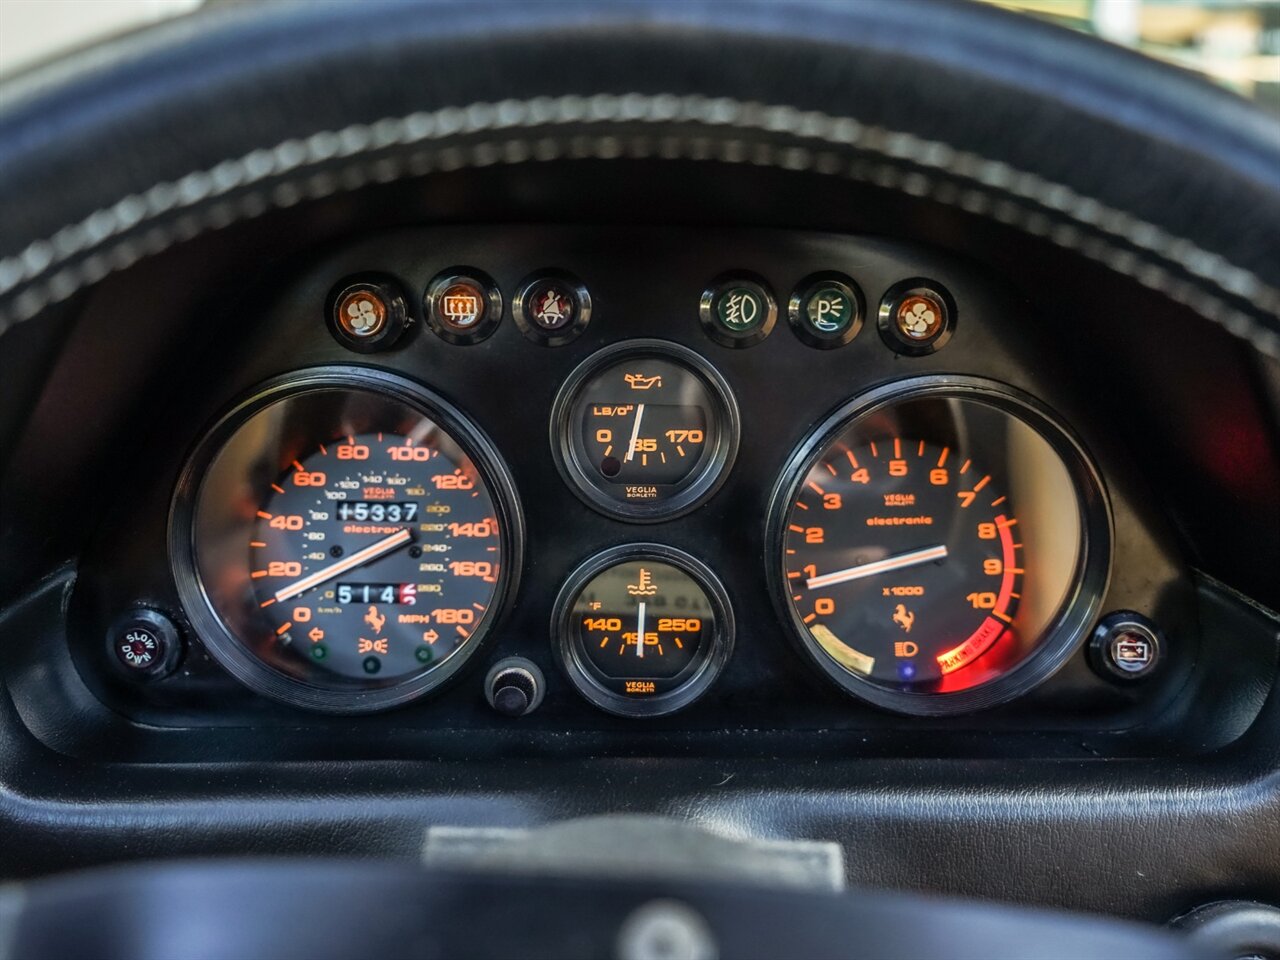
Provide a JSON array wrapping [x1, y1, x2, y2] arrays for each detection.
[[717, 288, 762, 330]]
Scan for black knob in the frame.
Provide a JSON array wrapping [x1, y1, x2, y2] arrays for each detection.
[[485, 658, 545, 717], [108, 608, 183, 680], [326, 275, 412, 353], [1087, 611, 1164, 682]]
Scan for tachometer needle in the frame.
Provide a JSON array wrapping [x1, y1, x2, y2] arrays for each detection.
[[636, 600, 646, 659], [273, 528, 412, 603], [805, 544, 948, 591], [623, 403, 647, 464]]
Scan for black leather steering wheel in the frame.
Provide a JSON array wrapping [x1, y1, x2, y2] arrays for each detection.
[[1, 2, 1278, 956], [1, 0, 1278, 359]]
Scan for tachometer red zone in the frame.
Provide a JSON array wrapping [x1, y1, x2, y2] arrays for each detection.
[[933, 514, 1018, 688], [782, 437, 1025, 693]]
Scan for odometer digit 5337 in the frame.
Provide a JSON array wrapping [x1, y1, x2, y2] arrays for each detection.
[[171, 368, 521, 713]]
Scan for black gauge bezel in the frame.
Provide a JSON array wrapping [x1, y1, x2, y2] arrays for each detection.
[[550, 339, 741, 522], [512, 269, 592, 346], [1087, 610, 1164, 682], [168, 365, 524, 714], [324, 274, 413, 354], [423, 266, 503, 345], [786, 271, 866, 349], [875, 277, 957, 357], [553, 543, 735, 718], [765, 375, 1112, 716], [698, 271, 778, 348]]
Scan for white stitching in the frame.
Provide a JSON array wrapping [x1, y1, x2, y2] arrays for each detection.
[[0, 94, 1277, 357]]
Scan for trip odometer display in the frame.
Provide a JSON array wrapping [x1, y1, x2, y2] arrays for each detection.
[[172, 368, 521, 713], [769, 377, 1110, 716]]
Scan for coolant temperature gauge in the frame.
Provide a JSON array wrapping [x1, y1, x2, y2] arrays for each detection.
[[554, 545, 734, 717]]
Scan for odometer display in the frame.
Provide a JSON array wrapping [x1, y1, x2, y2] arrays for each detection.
[[335, 501, 419, 522], [771, 378, 1110, 715], [172, 369, 521, 713]]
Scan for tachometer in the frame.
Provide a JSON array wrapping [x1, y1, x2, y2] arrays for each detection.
[[171, 368, 521, 713], [768, 377, 1110, 715]]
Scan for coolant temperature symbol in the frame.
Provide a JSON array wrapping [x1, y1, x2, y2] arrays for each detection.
[[627, 568, 659, 596]]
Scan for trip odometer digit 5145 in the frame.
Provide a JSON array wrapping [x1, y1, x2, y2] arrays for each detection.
[[171, 368, 522, 713]]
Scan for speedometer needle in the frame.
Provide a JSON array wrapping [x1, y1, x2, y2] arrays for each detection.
[[273, 528, 413, 603], [805, 544, 948, 591]]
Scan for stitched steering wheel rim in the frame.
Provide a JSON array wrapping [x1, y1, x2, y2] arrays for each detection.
[[1, 0, 1277, 354]]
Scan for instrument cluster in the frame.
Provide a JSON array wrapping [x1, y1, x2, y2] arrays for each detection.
[[78, 225, 1191, 741]]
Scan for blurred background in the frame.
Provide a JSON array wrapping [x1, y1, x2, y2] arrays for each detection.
[[0, 0, 1278, 112], [983, 0, 1280, 109]]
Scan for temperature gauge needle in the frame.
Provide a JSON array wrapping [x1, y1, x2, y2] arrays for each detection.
[[805, 544, 948, 591], [273, 528, 413, 603], [636, 600, 646, 659]]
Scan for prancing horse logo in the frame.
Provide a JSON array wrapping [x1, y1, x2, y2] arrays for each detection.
[[892, 604, 915, 633]]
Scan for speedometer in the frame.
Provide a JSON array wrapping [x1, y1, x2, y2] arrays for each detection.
[[171, 367, 521, 713], [768, 377, 1110, 715]]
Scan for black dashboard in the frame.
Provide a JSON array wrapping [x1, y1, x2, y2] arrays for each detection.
[[2, 1, 1279, 946], [5, 224, 1268, 763]]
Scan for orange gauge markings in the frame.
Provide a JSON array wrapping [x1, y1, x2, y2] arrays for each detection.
[[774, 386, 1108, 715]]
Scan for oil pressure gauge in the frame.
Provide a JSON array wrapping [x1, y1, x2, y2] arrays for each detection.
[[554, 544, 734, 717], [551, 340, 739, 521]]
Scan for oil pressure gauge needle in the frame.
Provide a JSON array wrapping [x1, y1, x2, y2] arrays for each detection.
[[805, 544, 948, 591], [273, 528, 413, 603], [623, 403, 646, 464]]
